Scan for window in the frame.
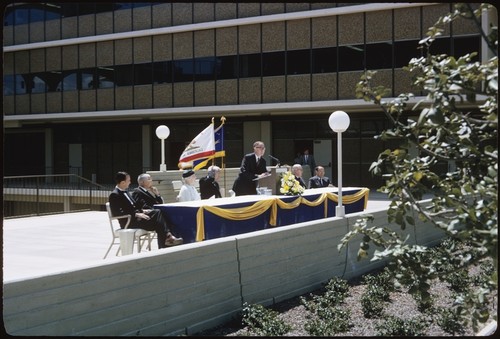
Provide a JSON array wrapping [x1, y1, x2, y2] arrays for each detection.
[[239, 53, 261, 78], [216, 55, 237, 80], [394, 40, 421, 68], [57, 71, 77, 91], [173, 59, 194, 82], [312, 47, 337, 73], [365, 42, 393, 70], [263, 51, 285, 76], [287, 49, 310, 75], [195, 57, 216, 81], [152, 61, 172, 84], [80, 69, 96, 89], [3, 74, 26, 95], [134, 63, 153, 85], [338, 44, 364, 71], [453, 35, 480, 60], [115, 65, 134, 86], [96, 67, 115, 88]]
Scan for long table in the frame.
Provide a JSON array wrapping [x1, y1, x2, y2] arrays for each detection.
[[155, 187, 369, 243]]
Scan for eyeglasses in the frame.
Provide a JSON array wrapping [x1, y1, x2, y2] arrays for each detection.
[[255, 146, 265, 149]]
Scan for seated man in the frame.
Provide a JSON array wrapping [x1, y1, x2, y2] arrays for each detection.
[[109, 171, 182, 248], [178, 169, 201, 202], [132, 173, 164, 209], [199, 165, 222, 199], [308, 166, 334, 189], [291, 164, 307, 188]]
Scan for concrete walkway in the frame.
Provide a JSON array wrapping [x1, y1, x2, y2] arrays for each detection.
[[2, 194, 391, 282]]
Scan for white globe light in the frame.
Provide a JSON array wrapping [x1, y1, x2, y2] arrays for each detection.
[[155, 125, 170, 139], [328, 111, 350, 133]]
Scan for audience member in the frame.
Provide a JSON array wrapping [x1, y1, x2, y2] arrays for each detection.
[[109, 171, 182, 248], [291, 164, 307, 188], [299, 148, 316, 176], [308, 166, 334, 189], [132, 173, 164, 209], [178, 169, 201, 202], [199, 165, 222, 199], [232, 141, 269, 196]]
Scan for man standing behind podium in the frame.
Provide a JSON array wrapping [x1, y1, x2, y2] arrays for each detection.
[[232, 141, 269, 196]]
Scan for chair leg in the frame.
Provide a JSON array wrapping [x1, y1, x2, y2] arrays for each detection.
[[103, 243, 114, 259]]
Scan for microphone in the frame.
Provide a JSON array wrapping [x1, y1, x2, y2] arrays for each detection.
[[269, 155, 281, 167]]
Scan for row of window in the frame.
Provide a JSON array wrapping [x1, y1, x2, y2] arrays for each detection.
[[4, 36, 479, 96], [4, 3, 156, 26], [4, 3, 360, 27]]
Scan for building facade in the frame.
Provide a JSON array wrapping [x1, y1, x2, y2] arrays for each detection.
[[3, 2, 491, 188]]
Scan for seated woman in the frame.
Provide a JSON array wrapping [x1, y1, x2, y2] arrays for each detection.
[[177, 169, 201, 202]]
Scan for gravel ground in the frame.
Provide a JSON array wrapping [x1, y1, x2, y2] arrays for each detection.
[[195, 263, 497, 336]]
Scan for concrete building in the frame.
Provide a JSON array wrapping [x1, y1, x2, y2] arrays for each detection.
[[3, 2, 490, 187]]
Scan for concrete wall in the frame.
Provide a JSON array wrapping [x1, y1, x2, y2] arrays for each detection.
[[3, 204, 446, 336]]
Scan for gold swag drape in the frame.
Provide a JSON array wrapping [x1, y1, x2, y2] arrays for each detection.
[[195, 188, 369, 241]]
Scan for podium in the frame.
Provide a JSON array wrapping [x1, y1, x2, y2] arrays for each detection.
[[257, 166, 289, 195]]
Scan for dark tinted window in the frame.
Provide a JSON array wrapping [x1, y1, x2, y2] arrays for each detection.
[[153, 61, 172, 84], [453, 36, 480, 60], [173, 59, 194, 82], [195, 57, 216, 81], [216, 55, 237, 80], [287, 49, 310, 75], [312, 47, 336, 73], [134, 63, 153, 85], [239, 53, 261, 78], [338, 44, 364, 71], [263, 51, 285, 76], [394, 40, 421, 68], [115, 65, 134, 86], [366, 42, 392, 70]]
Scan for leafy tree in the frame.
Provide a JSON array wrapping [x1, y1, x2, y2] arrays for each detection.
[[339, 3, 497, 331]]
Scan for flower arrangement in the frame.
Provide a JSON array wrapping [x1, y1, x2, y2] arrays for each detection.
[[280, 171, 305, 196]]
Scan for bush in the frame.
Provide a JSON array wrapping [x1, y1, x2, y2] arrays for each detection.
[[241, 302, 291, 336], [375, 315, 428, 336]]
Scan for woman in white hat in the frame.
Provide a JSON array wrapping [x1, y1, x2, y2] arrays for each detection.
[[178, 169, 201, 202]]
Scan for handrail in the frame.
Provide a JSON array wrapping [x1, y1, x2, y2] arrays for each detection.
[[3, 174, 111, 218]]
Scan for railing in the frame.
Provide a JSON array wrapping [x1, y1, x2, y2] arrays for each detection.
[[3, 174, 113, 219]]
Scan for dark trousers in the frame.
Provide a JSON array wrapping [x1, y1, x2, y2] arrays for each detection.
[[130, 209, 169, 249]]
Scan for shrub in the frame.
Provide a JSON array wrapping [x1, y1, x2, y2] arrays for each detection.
[[375, 315, 428, 336], [304, 308, 352, 336], [437, 307, 466, 335], [241, 302, 291, 336]]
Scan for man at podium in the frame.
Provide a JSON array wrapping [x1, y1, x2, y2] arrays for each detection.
[[232, 141, 269, 196]]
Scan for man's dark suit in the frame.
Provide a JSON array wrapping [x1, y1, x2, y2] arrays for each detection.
[[296, 176, 307, 188], [308, 175, 331, 189], [132, 186, 164, 209], [109, 187, 169, 248], [199, 176, 222, 199], [299, 154, 316, 176], [232, 153, 268, 196]]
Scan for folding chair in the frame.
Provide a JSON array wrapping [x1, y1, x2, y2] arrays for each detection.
[[103, 202, 155, 259]]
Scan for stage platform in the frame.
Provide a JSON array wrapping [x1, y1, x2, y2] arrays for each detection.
[[3, 192, 392, 282]]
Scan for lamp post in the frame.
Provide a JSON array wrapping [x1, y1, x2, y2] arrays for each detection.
[[328, 111, 350, 217], [155, 125, 170, 171]]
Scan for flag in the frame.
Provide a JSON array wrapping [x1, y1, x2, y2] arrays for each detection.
[[190, 122, 225, 170], [214, 123, 225, 158], [178, 123, 215, 169]]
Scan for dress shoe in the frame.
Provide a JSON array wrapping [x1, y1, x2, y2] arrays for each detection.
[[165, 235, 183, 246]]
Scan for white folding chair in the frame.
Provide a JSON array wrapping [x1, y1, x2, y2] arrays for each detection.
[[103, 202, 155, 259]]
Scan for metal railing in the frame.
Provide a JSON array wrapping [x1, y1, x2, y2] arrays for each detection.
[[3, 174, 113, 219]]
